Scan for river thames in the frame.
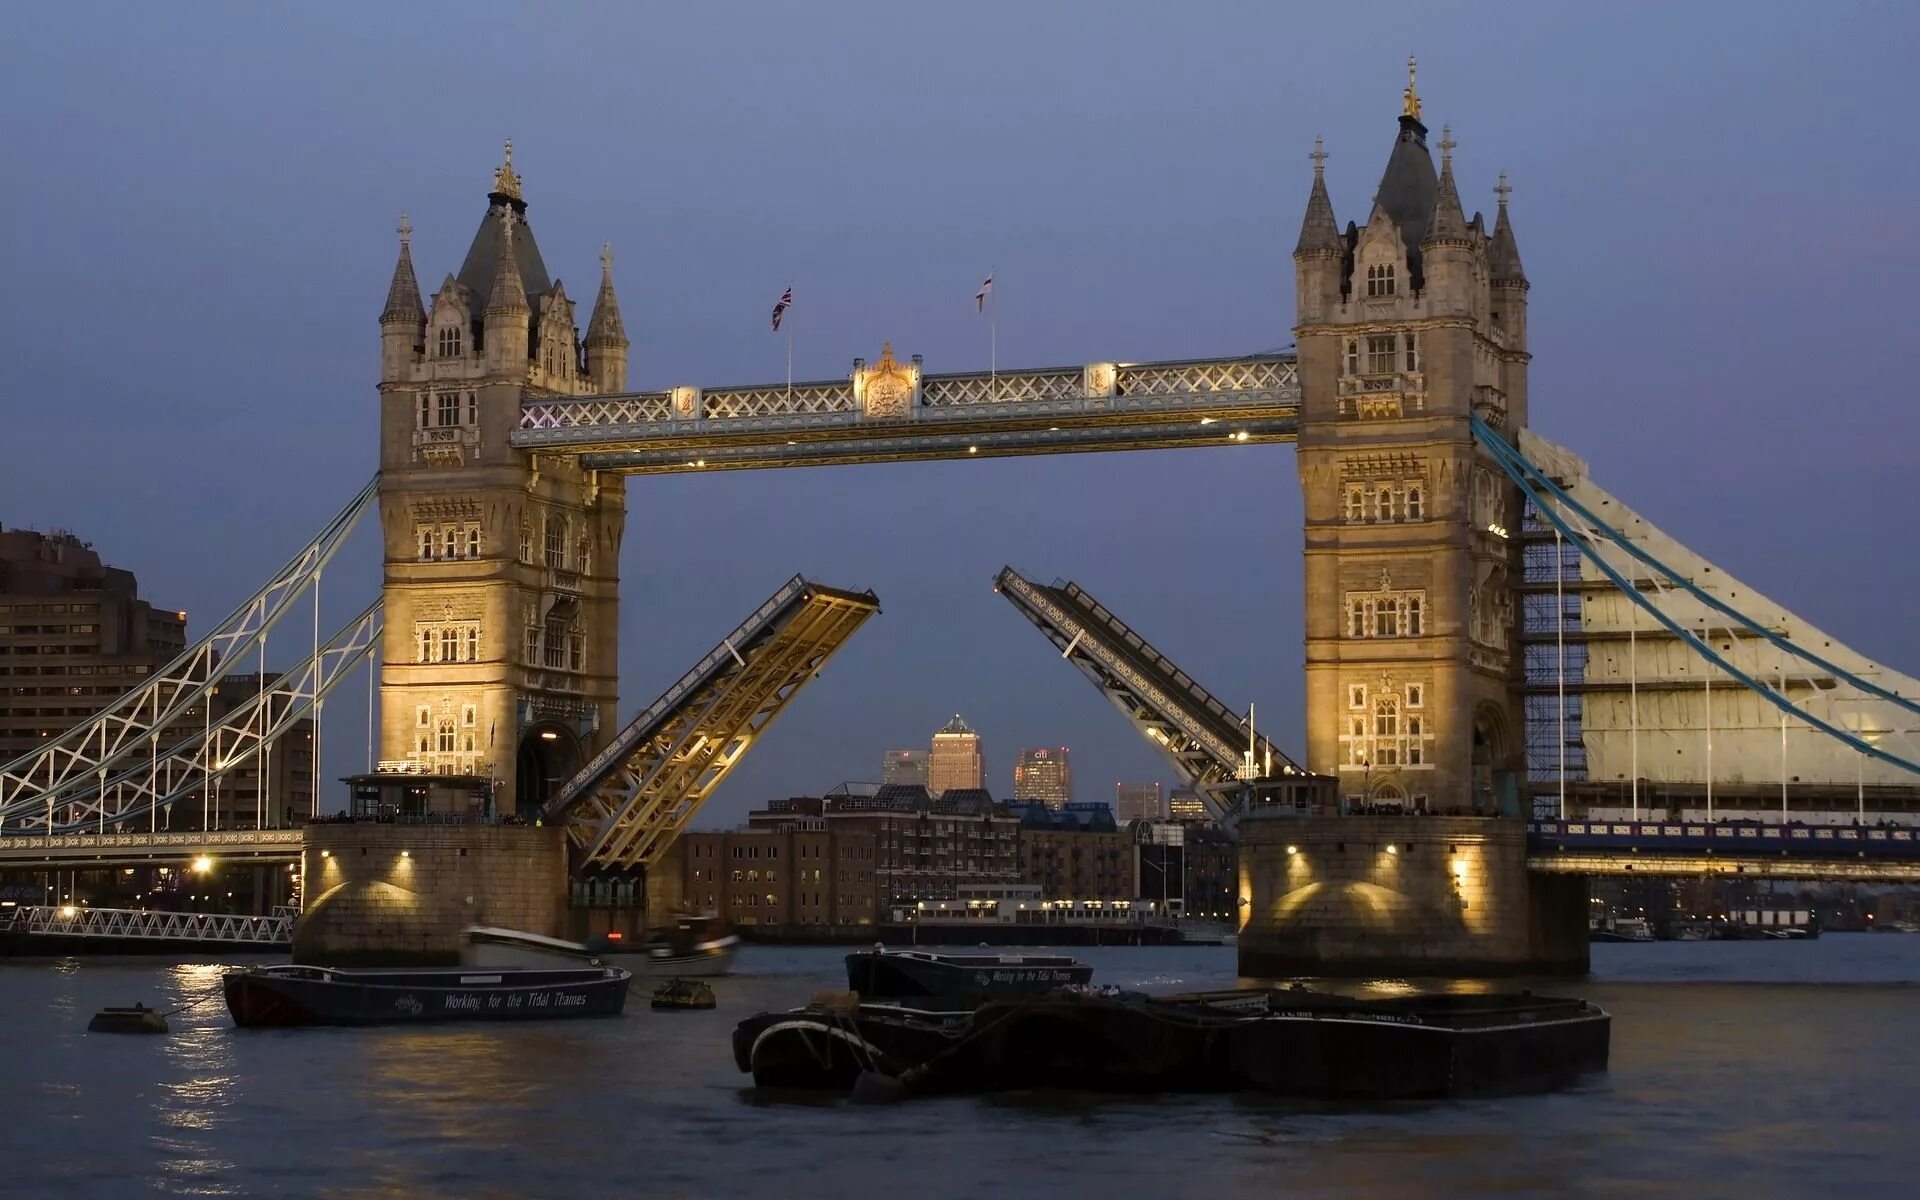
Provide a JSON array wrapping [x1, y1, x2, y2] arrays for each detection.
[[2, 935, 1916, 1199]]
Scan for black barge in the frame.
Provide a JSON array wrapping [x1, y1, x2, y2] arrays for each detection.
[[223, 963, 631, 1027], [734, 987, 1609, 1099], [844, 949, 1092, 997]]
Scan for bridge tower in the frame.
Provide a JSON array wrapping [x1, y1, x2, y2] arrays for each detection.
[[375, 144, 627, 818], [1293, 63, 1532, 816]]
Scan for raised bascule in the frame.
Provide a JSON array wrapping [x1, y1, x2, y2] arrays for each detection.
[[5, 66, 1918, 970]]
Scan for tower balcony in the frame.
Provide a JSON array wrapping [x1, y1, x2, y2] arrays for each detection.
[[544, 566, 582, 595], [1337, 372, 1426, 420], [413, 424, 481, 466]]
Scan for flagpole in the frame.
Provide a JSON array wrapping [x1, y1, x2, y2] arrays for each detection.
[[989, 263, 998, 400], [786, 291, 793, 404]]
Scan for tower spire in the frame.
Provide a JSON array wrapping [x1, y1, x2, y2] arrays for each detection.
[[586, 241, 628, 348], [1402, 55, 1421, 120], [380, 211, 424, 324], [490, 137, 523, 205], [1425, 126, 1469, 245], [1294, 136, 1343, 255], [1489, 172, 1527, 285], [485, 208, 528, 314]]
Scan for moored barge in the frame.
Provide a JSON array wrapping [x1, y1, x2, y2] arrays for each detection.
[[223, 963, 631, 1027], [844, 949, 1092, 997]]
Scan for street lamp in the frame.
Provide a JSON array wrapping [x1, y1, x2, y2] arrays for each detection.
[[192, 855, 214, 875]]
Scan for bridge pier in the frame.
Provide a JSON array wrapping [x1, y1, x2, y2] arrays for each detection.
[[294, 823, 567, 965], [1237, 816, 1587, 977]]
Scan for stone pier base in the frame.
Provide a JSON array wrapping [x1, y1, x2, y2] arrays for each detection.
[[294, 823, 568, 965], [1236, 816, 1588, 978]]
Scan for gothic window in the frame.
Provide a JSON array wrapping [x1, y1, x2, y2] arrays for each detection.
[[463, 627, 479, 661], [419, 735, 430, 754], [437, 392, 459, 427], [1366, 335, 1397, 374], [466, 525, 481, 558], [1346, 487, 1365, 522], [1374, 697, 1399, 738], [1406, 684, 1423, 708], [544, 516, 566, 569], [1349, 600, 1366, 639], [1375, 599, 1399, 637], [1377, 744, 1399, 767], [525, 627, 539, 665], [418, 396, 430, 428], [418, 629, 432, 663], [461, 704, 477, 727], [519, 522, 531, 563], [1365, 263, 1396, 297], [1379, 488, 1400, 522], [1348, 685, 1366, 709], [437, 327, 462, 358], [1404, 332, 1420, 373], [576, 538, 590, 575], [437, 719, 456, 753], [417, 706, 431, 728], [442, 528, 457, 559], [1344, 340, 1360, 376], [1407, 716, 1424, 766], [1350, 716, 1365, 741], [418, 527, 434, 560], [440, 628, 458, 662], [466, 393, 477, 425], [569, 634, 584, 671], [543, 618, 567, 668], [1406, 596, 1423, 637], [1406, 485, 1424, 521], [463, 733, 475, 753]]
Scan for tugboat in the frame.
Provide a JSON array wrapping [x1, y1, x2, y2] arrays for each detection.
[[642, 913, 738, 977], [222, 962, 632, 1027], [844, 948, 1092, 997]]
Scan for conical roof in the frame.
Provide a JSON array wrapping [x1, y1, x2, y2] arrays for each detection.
[[585, 242, 628, 348], [1294, 137, 1342, 255], [458, 144, 552, 305], [1424, 129, 1470, 246], [936, 714, 975, 736], [380, 215, 424, 324], [1489, 175, 1527, 285], [1371, 115, 1438, 273], [484, 211, 529, 314]]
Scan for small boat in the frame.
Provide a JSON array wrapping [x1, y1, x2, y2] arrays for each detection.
[[733, 986, 1610, 1099], [651, 978, 717, 1010], [222, 963, 631, 1027], [1590, 916, 1656, 943], [88, 1003, 169, 1034], [640, 914, 738, 977], [844, 948, 1092, 998]]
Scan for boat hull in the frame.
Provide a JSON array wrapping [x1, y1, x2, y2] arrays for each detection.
[[223, 965, 631, 1027], [845, 951, 1092, 997]]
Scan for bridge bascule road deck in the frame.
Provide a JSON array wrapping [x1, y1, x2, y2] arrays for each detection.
[[994, 567, 1313, 826], [542, 575, 881, 871]]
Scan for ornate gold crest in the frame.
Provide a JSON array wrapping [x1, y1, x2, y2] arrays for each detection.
[[859, 342, 915, 420]]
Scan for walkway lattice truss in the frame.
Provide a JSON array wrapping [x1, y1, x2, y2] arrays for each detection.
[[0, 602, 383, 834], [0, 828, 303, 868], [546, 576, 880, 870], [995, 567, 1304, 823], [0, 477, 378, 817], [9, 904, 295, 944]]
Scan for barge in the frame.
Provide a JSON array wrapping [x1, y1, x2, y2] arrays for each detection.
[[223, 963, 631, 1027], [734, 986, 1609, 1099], [844, 948, 1092, 997]]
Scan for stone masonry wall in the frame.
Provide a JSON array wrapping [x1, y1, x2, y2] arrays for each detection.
[[294, 823, 568, 965], [1237, 816, 1587, 977]]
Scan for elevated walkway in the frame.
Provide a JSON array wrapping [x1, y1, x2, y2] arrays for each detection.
[[0, 826, 303, 869], [1527, 819, 1920, 882], [544, 575, 880, 871], [994, 567, 1311, 824]]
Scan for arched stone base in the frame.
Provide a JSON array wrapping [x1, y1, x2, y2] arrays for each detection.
[[1236, 816, 1588, 977]]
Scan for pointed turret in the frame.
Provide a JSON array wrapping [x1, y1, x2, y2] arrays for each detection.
[[484, 209, 530, 375], [379, 213, 425, 383], [585, 242, 630, 393], [1369, 56, 1439, 287], [1295, 137, 1343, 255], [1488, 172, 1527, 285], [1423, 127, 1470, 246]]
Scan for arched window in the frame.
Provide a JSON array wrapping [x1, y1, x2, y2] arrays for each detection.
[[466, 526, 480, 558], [1374, 696, 1398, 738], [465, 393, 477, 425], [1404, 332, 1419, 373], [1406, 485, 1423, 521], [1344, 339, 1359, 376], [437, 719, 456, 753], [439, 628, 458, 662], [442, 528, 457, 559], [418, 396, 430, 429], [1375, 598, 1399, 637], [419, 527, 434, 560], [437, 326, 463, 358], [1349, 600, 1366, 639], [1406, 596, 1423, 637], [544, 516, 566, 569], [1366, 263, 1397, 298], [1345, 487, 1365, 522], [417, 629, 432, 663], [463, 628, 479, 661]]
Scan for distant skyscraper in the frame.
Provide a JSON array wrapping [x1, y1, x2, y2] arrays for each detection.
[[928, 714, 983, 796], [1168, 789, 1210, 823], [1013, 747, 1073, 809], [882, 749, 929, 788], [1114, 781, 1164, 823]]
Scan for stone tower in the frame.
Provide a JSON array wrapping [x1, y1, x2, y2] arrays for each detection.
[[1293, 64, 1531, 815], [376, 143, 628, 818]]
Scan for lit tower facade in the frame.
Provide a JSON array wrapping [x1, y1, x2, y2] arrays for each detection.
[[928, 714, 983, 796], [1012, 747, 1073, 809], [376, 144, 629, 817], [1293, 62, 1531, 814]]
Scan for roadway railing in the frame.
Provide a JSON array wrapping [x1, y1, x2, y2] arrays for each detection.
[[1527, 820, 1920, 859]]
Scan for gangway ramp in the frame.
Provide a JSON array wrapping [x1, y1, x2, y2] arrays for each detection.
[[545, 575, 880, 870], [994, 567, 1306, 822]]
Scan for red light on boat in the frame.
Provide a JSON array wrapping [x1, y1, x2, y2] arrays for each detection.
[[606, 931, 623, 941]]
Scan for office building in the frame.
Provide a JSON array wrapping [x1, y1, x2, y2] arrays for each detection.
[[881, 748, 929, 788], [1168, 789, 1211, 823], [1012, 746, 1072, 809], [928, 713, 983, 796], [1011, 801, 1133, 901], [1114, 780, 1165, 823]]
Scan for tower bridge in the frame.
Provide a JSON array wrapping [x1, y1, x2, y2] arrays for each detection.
[[5, 69, 1918, 971]]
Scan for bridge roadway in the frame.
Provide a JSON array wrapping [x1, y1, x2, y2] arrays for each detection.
[[1525, 819, 1920, 882], [512, 353, 1300, 472], [0, 828, 302, 869]]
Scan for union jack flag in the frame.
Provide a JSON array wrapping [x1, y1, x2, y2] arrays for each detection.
[[771, 286, 792, 332]]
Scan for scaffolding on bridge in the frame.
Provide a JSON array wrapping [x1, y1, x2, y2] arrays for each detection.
[[544, 575, 881, 871], [994, 566, 1311, 827]]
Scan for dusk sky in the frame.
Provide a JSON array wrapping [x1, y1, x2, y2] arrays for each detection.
[[4, 3, 1917, 828]]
